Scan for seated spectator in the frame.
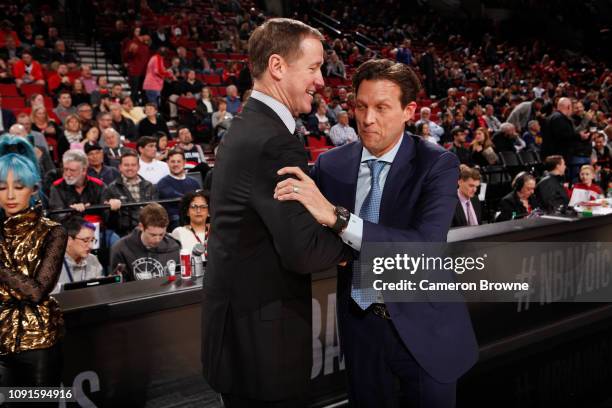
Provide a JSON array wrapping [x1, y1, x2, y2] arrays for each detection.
[[329, 111, 358, 146], [0, 58, 12, 83], [496, 172, 538, 222], [452, 165, 482, 227], [7, 124, 55, 179], [57, 114, 83, 158], [325, 51, 346, 79], [522, 120, 542, 151], [0, 94, 16, 133], [31, 107, 61, 142], [138, 103, 170, 137], [48, 64, 73, 95], [535, 155, 570, 212], [96, 111, 114, 142], [52, 216, 103, 293], [168, 70, 203, 120], [0, 35, 22, 61], [84, 126, 100, 145], [492, 123, 520, 153], [15, 112, 49, 151], [121, 96, 146, 124], [176, 126, 206, 166], [470, 127, 498, 167], [415, 122, 437, 145], [571, 164, 603, 200], [86, 142, 120, 185], [171, 190, 210, 254], [12, 49, 44, 87], [211, 99, 233, 142], [415, 107, 444, 143], [483, 104, 502, 132], [592, 132, 612, 187], [79, 64, 97, 94], [98, 128, 122, 167], [31, 35, 50, 65], [110, 203, 180, 281], [156, 131, 170, 161], [137, 135, 169, 184], [103, 149, 157, 236], [90, 75, 110, 107], [71, 78, 91, 106], [77, 103, 96, 132], [225, 85, 241, 115], [54, 90, 76, 124], [49, 149, 106, 221], [109, 83, 124, 103], [307, 101, 334, 139], [157, 148, 200, 230], [50, 39, 78, 68], [195, 86, 215, 129], [449, 127, 472, 165], [110, 103, 137, 141]]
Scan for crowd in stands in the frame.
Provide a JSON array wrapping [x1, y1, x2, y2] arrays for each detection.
[[1, 0, 612, 290]]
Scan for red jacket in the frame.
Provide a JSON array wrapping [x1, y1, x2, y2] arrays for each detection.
[[12, 60, 44, 81], [122, 39, 150, 77]]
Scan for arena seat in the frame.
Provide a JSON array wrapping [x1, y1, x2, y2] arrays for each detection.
[[0, 84, 19, 97]]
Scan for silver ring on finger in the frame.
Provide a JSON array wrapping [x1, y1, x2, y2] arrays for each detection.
[[293, 186, 300, 194]]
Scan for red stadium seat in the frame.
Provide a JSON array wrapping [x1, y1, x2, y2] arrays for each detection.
[[306, 136, 331, 149], [176, 96, 197, 111], [0, 84, 19, 97], [202, 74, 222, 85], [1, 97, 26, 110], [21, 84, 46, 98]]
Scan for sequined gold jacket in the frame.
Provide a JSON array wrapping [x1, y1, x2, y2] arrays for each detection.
[[0, 208, 68, 355]]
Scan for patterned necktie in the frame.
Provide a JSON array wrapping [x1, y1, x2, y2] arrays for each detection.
[[351, 160, 387, 310]]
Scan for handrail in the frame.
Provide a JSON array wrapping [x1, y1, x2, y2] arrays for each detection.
[[44, 197, 181, 216]]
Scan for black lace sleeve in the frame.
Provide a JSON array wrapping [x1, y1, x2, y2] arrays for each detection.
[[0, 225, 68, 303]]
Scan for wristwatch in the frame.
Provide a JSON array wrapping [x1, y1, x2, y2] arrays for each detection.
[[331, 206, 350, 234]]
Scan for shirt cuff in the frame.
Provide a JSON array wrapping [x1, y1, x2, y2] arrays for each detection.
[[339, 213, 363, 251]]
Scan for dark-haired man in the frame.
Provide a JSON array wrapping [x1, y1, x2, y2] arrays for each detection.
[[137, 135, 169, 184], [157, 149, 199, 230], [202, 18, 351, 408], [275, 59, 478, 407]]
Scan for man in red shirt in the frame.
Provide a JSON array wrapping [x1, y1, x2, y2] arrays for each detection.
[[12, 49, 45, 88], [122, 30, 151, 105]]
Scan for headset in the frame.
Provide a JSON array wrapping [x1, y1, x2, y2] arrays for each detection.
[[512, 171, 534, 192]]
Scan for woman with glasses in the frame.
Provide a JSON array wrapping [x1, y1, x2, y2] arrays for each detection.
[[171, 190, 210, 254], [0, 135, 68, 388]]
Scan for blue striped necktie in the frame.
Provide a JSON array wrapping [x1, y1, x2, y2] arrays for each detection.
[[351, 159, 387, 310]]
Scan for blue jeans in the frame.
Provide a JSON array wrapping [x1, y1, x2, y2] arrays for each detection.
[[145, 90, 160, 107]]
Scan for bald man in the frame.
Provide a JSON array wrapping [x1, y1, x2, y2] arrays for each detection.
[[542, 97, 581, 163]]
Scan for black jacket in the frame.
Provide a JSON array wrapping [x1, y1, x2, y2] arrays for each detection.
[[102, 175, 157, 236], [535, 174, 569, 212], [492, 132, 516, 153], [542, 111, 578, 160], [496, 191, 539, 222], [109, 228, 180, 281], [451, 196, 482, 227], [48, 176, 106, 221], [112, 117, 138, 142], [202, 98, 351, 400]]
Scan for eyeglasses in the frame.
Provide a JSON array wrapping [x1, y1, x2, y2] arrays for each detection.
[[189, 204, 208, 211], [73, 236, 96, 244]]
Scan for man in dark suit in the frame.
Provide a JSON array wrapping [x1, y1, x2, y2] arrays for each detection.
[[451, 164, 482, 227], [275, 60, 478, 407], [201, 19, 352, 408]]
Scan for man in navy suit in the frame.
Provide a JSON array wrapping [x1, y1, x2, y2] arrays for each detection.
[[275, 59, 478, 407]]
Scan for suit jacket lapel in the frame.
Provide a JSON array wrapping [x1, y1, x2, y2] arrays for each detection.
[[379, 134, 416, 226], [340, 141, 363, 213]]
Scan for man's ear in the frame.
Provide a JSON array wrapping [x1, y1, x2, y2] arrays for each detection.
[[267, 54, 286, 81], [403, 101, 418, 122]]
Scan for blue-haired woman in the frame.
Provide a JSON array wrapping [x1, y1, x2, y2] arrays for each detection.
[[0, 135, 68, 387]]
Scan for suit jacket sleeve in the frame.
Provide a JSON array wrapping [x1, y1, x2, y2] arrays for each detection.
[[251, 135, 352, 274], [363, 152, 459, 243]]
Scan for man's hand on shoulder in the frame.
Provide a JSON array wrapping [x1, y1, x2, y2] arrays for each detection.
[[274, 166, 336, 226]]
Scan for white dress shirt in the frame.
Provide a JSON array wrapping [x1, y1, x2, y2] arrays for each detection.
[[250, 90, 296, 134], [340, 136, 403, 251]]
